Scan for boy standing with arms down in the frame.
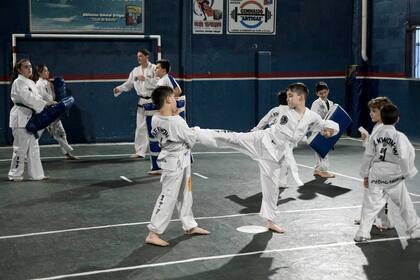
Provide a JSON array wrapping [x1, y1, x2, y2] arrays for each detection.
[[310, 82, 335, 178], [354, 104, 420, 242], [145, 86, 209, 247], [196, 83, 339, 233], [356, 96, 394, 230]]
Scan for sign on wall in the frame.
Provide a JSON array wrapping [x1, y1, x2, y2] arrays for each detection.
[[30, 0, 145, 33], [227, 0, 276, 35], [193, 0, 224, 34]]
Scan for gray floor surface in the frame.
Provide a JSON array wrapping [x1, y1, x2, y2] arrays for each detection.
[[0, 138, 419, 280]]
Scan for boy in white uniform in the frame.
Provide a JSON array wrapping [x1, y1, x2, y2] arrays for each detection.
[[8, 59, 52, 181], [34, 64, 79, 160], [145, 86, 209, 247], [113, 49, 157, 158], [355, 96, 394, 230], [354, 104, 420, 241], [155, 59, 182, 97], [310, 82, 335, 178], [196, 83, 339, 233]]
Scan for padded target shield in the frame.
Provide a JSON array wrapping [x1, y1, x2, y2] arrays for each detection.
[[307, 104, 352, 158]]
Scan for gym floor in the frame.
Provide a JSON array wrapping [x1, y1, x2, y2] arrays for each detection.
[[0, 138, 419, 280]]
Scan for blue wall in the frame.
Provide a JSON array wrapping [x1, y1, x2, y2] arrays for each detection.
[[2, 0, 419, 145]]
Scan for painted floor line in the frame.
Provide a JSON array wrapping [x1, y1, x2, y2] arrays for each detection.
[[193, 172, 209, 179], [0, 151, 241, 162], [29, 236, 410, 280], [297, 163, 420, 197], [120, 176, 133, 183], [0, 205, 361, 240]]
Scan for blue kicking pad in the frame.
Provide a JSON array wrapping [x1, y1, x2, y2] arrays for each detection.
[[307, 104, 352, 158], [26, 96, 75, 133]]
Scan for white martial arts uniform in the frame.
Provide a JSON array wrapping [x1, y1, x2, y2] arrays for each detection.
[[157, 74, 181, 90], [147, 114, 198, 234], [36, 78, 73, 155], [360, 123, 394, 229], [251, 106, 282, 131], [251, 106, 290, 188], [310, 98, 334, 172], [356, 125, 420, 239], [115, 62, 157, 157], [197, 106, 339, 221], [8, 74, 47, 180]]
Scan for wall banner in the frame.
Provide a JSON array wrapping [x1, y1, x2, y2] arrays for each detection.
[[30, 0, 144, 33], [227, 0, 276, 35], [193, 0, 224, 34]]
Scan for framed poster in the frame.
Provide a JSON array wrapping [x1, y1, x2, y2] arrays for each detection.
[[227, 0, 276, 35], [30, 0, 145, 33], [193, 0, 224, 34]]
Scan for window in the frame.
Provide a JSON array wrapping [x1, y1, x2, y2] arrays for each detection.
[[414, 27, 420, 78]]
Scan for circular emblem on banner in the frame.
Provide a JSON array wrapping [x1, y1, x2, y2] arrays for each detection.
[[280, 115, 288, 125]]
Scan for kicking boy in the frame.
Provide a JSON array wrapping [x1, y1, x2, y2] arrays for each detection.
[[145, 86, 209, 247], [310, 81, 335, 178], [196, 83, 339, 233], [354, 104, 420, 241]]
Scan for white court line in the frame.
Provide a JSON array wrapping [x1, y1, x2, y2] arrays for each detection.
[[297, 163, 420, 198], [193, 172, 208, 179], [30, 236, 410, 280], [120, 176, 133, 183], [0, 205, 361, 240], [0, 151, 240, 162]]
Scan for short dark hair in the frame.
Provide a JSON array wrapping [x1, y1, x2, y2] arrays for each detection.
[[287, 82, 309, 97], [152, 86, 174, 110], [138, 49, 150, 57], [277, 90, 287, 105], [380, 104, 399, 125], [315, 81, 329, 93], [156, 59, 171, 73]]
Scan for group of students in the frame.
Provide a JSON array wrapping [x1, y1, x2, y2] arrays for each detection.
[[144, 82, 420, 247], [8, 59, 78, 182], [7, 56, 420, 247]]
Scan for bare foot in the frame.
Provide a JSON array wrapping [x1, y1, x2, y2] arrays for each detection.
[[267, 221, 285, 233], [65, 153, 80, 160], [314, 170, 335, 178], [185, 227, 210, 235], [145, 232, 169, 247]]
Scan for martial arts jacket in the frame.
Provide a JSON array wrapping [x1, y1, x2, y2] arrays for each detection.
[[252, 106, 282, 131], [116, 62, 157, 98], [36, 78, 55, 102], [151, 114, 197, 171], [311, 98, 334, 119], [9, 75, 47, 128], [360, 125, 418, 187]]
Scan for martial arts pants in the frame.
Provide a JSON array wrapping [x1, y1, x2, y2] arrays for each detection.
[[8, 128, 45, 180], [147, 165, 197, 234]]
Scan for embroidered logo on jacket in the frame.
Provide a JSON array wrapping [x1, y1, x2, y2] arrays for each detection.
[[280, 115, 288, 125]]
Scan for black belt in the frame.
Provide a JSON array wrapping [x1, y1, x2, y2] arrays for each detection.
[[140, 96, 151, 99]]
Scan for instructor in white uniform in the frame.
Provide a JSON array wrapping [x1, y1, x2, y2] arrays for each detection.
[[113, 49, 157, 158]]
